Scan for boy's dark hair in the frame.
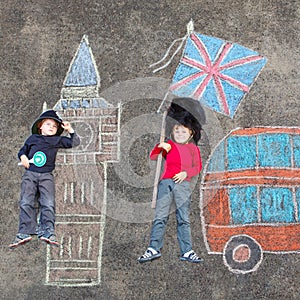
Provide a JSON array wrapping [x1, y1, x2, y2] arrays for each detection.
[[166, 97, 206, 144]]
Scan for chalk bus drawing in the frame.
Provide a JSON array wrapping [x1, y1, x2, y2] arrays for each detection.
[[200, 127, 300, 274]]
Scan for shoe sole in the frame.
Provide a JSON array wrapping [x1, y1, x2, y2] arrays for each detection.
[[40, 237, 59, 247], [9, 236, 32, 249], [180, 257, 203, 263], [138, 253, 161, 263]]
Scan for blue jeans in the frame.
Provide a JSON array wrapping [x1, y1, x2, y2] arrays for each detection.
[[18, 170, 56, 236], [149, 179, 193, 255]]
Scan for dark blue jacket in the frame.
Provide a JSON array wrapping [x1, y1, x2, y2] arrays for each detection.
[[18, 133, 80, 173]]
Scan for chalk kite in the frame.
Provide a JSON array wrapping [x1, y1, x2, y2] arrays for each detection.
[[152, 20, 267, 118]]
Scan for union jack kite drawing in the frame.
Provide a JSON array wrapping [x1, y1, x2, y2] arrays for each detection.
[[153, 20, 267, 118]]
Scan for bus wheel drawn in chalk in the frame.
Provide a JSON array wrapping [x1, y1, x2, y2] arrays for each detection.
[[200, 127, 300, 274]]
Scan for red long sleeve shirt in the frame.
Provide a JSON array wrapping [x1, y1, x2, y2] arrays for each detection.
[[150, 140, 202, 181]]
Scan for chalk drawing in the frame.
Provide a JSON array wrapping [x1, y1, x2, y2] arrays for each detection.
[[45, 35, 120, 286], [151, 20, 267, 117], [60, 34, 101, 99], [200, 127, 300, 274]]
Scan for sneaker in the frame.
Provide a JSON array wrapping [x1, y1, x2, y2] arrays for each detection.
[[138, 247, 161, 263], [39, 234, 59, 247], [9, 233, 32, 249], [180, 250, 203, 263]]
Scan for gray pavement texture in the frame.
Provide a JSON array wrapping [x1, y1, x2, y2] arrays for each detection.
[[0, 0, 299, 299]]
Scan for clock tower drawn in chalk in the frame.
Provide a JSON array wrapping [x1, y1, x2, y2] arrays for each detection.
[[45, 35, 120, 286]]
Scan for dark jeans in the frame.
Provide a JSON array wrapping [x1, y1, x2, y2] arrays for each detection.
[[149, 179, 193, 255], [18, 170, 56, 236]]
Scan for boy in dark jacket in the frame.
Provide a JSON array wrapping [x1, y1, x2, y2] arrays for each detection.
[[9, 110, 80, 248]]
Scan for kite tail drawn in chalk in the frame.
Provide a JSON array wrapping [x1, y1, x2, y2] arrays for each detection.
[[151, 19, 267, 118]]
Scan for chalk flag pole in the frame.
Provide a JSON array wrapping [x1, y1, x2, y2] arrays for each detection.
[[151, 110, 167, 209]]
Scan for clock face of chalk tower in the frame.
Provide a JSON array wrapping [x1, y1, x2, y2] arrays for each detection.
[[71, 120, 96, 152]]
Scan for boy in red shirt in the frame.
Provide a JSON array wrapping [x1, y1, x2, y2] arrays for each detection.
[[138, 98, 205, 263]]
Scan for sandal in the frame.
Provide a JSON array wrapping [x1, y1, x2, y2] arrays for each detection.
[[138, 247, 161, 263], [180, 250, 203, 263]]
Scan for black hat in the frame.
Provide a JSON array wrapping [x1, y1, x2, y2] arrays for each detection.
[[166, 97, 206, 144], [31, 110, 64, 136]]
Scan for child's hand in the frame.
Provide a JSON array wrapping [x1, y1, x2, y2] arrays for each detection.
[[62, 121, 74, 133], [173, 171, 187, 183], [158, 142, 172, 153], [20, 155, 30, 169]]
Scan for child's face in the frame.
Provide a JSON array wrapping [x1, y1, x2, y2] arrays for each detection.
[[172, 124, 192, 144], [40, 119, 58, 136]]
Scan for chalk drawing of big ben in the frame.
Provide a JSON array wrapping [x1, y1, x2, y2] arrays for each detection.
[[45, 35, 120, 286]]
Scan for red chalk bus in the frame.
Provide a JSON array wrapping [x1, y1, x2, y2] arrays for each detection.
[[200, 127, 300, 274]]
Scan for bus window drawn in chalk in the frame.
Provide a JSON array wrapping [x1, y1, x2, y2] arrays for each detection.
[[200, 127, 300, 274]]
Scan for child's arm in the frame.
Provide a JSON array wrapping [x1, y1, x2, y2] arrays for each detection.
[[185, 145, 202, 178], [61, 121, 74, 134], [20, 154, 30, 169], [149, 142, 171, 160], [173, 145, 202, 183], [158, 142, 171, 152], [173, 171, 187, 183], [18, 137, 32, 168], [60, 122, 80, 148]]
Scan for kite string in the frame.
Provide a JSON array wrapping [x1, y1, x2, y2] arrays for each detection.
[[149, 19, 194, 73], [149, 35, 188, 73]]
